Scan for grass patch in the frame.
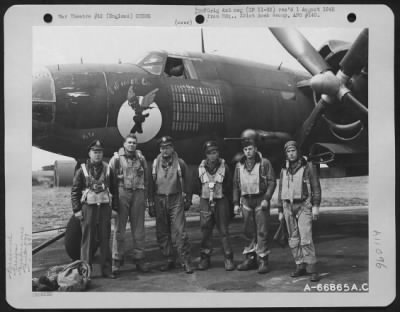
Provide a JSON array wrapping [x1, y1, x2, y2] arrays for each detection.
[[32, 176, 368, 232]]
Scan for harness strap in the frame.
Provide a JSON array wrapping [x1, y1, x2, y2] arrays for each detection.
[[177, 161, 184, 193], [113, 152, 120, 175], [80, 163, 89, 185]]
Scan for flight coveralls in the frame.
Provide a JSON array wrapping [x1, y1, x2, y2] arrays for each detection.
[[149, 152, 192, 267], [71, 161, 117, 275], [192, 158, 234, 269], [277, 157, 321, 272], [109, 148, 148, 266], [233, 153, 276, 266]]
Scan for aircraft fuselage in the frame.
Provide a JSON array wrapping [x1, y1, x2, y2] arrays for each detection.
[[32, 51, 318, 165]]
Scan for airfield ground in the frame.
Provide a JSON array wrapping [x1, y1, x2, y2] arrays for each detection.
[[32, 176, 368, 293]]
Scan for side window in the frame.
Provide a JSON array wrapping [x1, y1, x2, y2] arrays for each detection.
[[164, 57, 187, 79], [137, 54, 165, 75]]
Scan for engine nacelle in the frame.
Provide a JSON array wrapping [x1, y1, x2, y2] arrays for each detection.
[[309, 142, 368, 175], [54, 160, 77, 187]]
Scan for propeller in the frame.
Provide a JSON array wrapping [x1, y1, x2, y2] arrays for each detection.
[[269, 28, 331, 75], [270, 28, 368, 148], [339, 29, 368, 77]]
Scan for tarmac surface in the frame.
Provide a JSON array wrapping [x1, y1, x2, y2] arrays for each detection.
[[32, 206, 368, 292]]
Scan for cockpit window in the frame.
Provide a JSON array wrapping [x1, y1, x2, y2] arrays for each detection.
[[137, 53, 165, 75], [164, 57, 186, 78]]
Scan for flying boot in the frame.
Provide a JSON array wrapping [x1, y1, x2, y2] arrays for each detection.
[[224, 253, 235, 271], [290, 263, 307, 277], [237, 253, 257, 271], [197, 254, 211, 270], [257, 255, 270, 274]]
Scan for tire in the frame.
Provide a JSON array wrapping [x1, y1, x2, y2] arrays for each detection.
[[64, 215, 99, 261], [64, 215, 82, 261]]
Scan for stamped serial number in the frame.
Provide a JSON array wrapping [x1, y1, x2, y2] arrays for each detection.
[[304, 283, 369, 292]]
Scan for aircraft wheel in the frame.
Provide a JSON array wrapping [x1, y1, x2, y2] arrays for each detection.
[[64, 215, 99, 261], [64, 215, 82, 261]]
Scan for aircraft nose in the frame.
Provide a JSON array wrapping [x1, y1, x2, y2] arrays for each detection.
[[32, 67, 56, 139]]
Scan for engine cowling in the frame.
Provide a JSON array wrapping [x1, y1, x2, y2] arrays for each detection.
[[309, 142, 368, 175], [54, 160, 77, 187]]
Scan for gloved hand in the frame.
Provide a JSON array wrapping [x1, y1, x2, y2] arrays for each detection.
[[111, 210, 118, 219], [234, 205, 241, 216], [261, 199, 269, 208], [312, 206, 319, 221], [278, 212, 284, 222], [182, 193, 192, 211], [148, 200, 155, 218], [74, 211, 83, 220], [184, 199, 192, 211]]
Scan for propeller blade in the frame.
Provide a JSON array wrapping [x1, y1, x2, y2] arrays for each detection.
[[322, 117, 363, 131], [270, 28, 331, 75], [322, 116, 364, 141], [339, 28, 368, 77], [342, 92, 368, 124], [296, 98, 327, 148]]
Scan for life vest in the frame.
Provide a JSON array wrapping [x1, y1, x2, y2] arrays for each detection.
[[281, 166, 305, 202], [238, 162, 260, 195], [80, 162, 110, 205], [113, 150, 145, 190], [152, 153, 184, 195], [199, 159, 225, 199]]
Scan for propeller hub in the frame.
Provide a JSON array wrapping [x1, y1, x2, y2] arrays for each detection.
[[310, 71, 340, 97]]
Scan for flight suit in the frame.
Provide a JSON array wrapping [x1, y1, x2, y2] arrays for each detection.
[[109, 148, 148, 266], [149, 152, 192, 268], [278, 158, 321, 271], [71, 160, 117, 275], [192, 158, 234, 269], [233, 152, 276, 270]]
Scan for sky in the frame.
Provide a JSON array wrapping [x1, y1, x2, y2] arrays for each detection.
[[32, 26, 362, 170]]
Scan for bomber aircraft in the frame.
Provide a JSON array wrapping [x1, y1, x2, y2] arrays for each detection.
[[32, 28, 369, 260], [33, 28, 368, 182]]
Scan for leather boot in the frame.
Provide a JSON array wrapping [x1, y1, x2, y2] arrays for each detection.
[[224, 254, 235, 271], [182, 258, 194, 274], [257, 255, 270, 274], [290, 263, 307, 277], [197, 254, 211, 270], [136, 259, 150, 273], [111, 259, 120, 278], [160, 258, 175, 272], [102, 271, 116, 279], [102, 267, 116, 279], [237, 253, 257, 271], [308, 263, 320, 282]]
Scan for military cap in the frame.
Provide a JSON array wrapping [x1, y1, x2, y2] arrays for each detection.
[[240, 129, 258, 148], [159, 136, 173, 147], [88, 139, 104, 152], [203, 140, 219, 154], [284, 140, 297, 152], [241, 137, 256, 148]]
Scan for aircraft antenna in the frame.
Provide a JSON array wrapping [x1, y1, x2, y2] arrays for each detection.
[[80, 57, 83, 64], [278, 61, 283, 70], [201, 28, 205, 53]]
